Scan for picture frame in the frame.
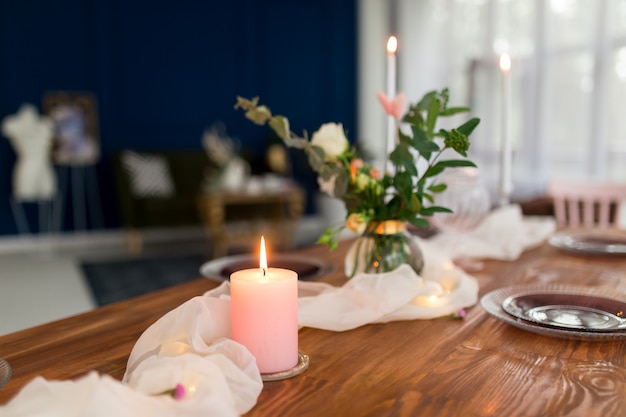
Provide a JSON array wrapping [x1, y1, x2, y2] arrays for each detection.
[[42, 91, 100, 166]]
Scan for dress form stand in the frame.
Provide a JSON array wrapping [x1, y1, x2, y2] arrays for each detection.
[[9, 195, 61, 236], [1, 104, 61, 239]]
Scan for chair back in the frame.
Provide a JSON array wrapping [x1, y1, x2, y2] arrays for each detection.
[[547, 180, 626, 228]]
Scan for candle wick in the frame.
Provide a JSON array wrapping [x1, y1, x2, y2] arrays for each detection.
[[262, 268, 267, 277]]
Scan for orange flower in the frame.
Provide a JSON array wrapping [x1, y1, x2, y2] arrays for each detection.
[[350, 159, 364, 183], [346, 213, 367, 234]]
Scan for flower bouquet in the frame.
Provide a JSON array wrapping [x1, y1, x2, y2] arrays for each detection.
[[235, 88, 480, 277]]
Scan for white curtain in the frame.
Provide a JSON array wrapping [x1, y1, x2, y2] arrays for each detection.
[[358, 0, 626, 204]]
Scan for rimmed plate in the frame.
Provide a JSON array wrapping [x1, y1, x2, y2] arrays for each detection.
[[502, 290, 626, 332], [480, 284, 626, 341], [200, 254, 335, 282], [549, 231, 626, 255], [0, 357, 11, 389]]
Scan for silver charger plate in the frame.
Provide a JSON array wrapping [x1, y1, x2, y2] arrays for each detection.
[[549, 231, 626, 255], [200, 253, 335, 282], [480, 284, 626, 341], [0, 357, 11, 389], [502, 290, 626, 331]]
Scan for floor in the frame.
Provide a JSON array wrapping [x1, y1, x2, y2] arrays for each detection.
[[0, 217, 328, 337]]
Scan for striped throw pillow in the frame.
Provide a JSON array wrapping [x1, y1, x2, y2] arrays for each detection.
[[121, 151, 174, 198]]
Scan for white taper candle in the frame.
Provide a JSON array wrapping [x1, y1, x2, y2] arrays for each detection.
[[499, 53, 512, 207]]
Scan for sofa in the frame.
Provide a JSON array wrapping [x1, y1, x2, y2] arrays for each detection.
[[111, 149, 214, 253]]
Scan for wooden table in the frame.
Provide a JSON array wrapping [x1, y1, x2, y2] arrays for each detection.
[[197, 186, 305, 258], [1, 240, 626, 416]]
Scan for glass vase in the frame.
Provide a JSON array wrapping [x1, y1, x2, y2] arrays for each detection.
[[431, 167, 490, 232], [344, 220, 424, 278]]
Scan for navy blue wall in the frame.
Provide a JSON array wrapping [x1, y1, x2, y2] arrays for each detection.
[[0, 0, 357, 235]]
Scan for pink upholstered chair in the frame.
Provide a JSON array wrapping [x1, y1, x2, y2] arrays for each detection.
[[547, 180, 626, 228]]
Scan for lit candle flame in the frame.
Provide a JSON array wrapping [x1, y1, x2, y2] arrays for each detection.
[[499, 53, 511, 73], [259, 236, 267, 276], [387, 36, 397, 55]]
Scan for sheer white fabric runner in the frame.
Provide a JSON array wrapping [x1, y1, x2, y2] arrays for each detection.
[[1, 296, 263, 417], [422, 204, 556, 261], [0, 205, 556, 416]]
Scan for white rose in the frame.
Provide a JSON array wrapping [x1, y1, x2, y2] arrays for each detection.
[[311, 123, 349, 161]]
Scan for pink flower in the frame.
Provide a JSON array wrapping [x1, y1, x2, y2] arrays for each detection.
[[453, 308, 466, 319], [159, 383, 186, 400], [173, 383, 186, 400], [377, 91, 405, 119], [369, 168, 382, 180], [351, 159, 364, 169]]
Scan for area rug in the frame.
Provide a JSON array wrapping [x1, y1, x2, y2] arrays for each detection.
[[80, 254, 208, 306]]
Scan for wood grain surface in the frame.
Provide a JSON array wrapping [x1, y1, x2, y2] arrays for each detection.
[[1, 240, 625, 416]]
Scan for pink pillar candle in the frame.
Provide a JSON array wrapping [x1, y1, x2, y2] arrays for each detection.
[[231, 266, 298, 374]]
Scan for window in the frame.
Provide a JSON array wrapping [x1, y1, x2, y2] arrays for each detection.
[[359, 0, 626, 203]]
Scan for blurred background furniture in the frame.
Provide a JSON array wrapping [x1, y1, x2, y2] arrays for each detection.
[[112, 150, 212, 254], [547, 179, 626, 228], [518, 197, 554, 218], [197, 185, 305, 258]]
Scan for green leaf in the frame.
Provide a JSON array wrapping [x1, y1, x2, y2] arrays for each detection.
[[316, 226, 338, 250], [316, 223, 346, 251], [402, 103, 424, 126], [234, 96, 259, 111], [417, 91, 437, 111], [393, 171, 413, 191], [398, 129, 412, 146], [342, 194, 360, 212], [440, 106, 470, 116], [410, 125, 430, 142], [410, 194, 422, 211], [307, 146, 326, 171], [436, 129, 449, 139], [402, 159, 418, 177], [426, 97, 440, 138], [421, 206, 453, 216], [408, 217, 431, 229], [389, 143, 412, 167], [456, 117, 481, 136], [269, 116, 290, 141], [333, 170, 349, 197], [412, 131, 439, 153], [428, 183, 447, 193], [316, 230, 331, 244], [389, 147, 402, 167], [423, 164, 445, 179], [381, 175, 393, 189], [390, 144, 417, 176], [383, 196, 401, 218], [319, 167, 335, 181], [433, 159, 477, 169]]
